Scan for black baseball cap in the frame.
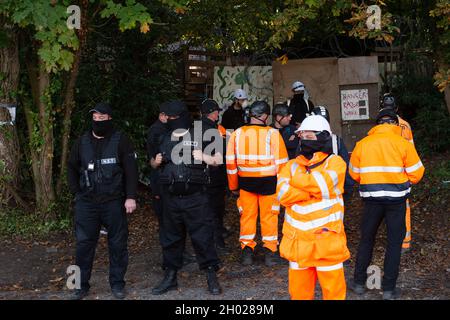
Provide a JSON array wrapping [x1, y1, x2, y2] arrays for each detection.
[[201, 99, 221, 114], [376, 108, 398, 124], [164, 100, 188, 117], [89, 102, 112, 116], [159, 101, 170, 114]]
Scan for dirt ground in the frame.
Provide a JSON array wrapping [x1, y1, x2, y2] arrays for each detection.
[[0, 157, 449, 300]]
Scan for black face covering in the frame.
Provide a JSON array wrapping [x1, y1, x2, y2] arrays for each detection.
[[92, 119, 113, 137], [298, 134, 332, 159], [167, 112, 192, 131]]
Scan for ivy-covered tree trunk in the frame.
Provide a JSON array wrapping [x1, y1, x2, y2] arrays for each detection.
[[25, 54, 55, 214], [0, 19, 25, 208]]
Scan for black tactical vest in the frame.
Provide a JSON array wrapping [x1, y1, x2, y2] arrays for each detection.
[[79, 131, 124, 197], [159, 129, 209, 195]]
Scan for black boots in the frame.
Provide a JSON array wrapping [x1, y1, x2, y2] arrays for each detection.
[[206, 267, 222, 295], [264, 248, 279, 267], [111, 287, 126, 300], [70, 288, 89, 300], [348, 279, 366, 295], [383, 288, 402, 300], [241, 246, 254, 266], [152, 269, 178, 295]]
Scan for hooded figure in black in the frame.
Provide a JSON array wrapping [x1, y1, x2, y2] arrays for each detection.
[[288, 81, 314, 127], [151, 100, 223, 296], [67, 102, 138, 300]]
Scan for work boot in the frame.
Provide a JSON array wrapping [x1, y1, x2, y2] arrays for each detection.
[[111, 287, 126, 300], [401, 247, 411, 254], [383, 288, 402, 300], [264, 248, 278, 267], [206, 267, 222, 295], [152, 269, 178, 295], [70, 289, 89, 300], [241, 247, 254, 266], [348, 279, 366, 295]]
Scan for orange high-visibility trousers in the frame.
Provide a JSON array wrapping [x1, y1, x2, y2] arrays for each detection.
[[288, 264, 346, 300], [237, 189, 279, 252], [402, 199, 411, 249]]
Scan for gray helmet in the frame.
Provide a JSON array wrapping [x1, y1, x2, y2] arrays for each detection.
[[272, 103, 289, 117], [381, 93, 397, 111], [249, 100, 271, 117]]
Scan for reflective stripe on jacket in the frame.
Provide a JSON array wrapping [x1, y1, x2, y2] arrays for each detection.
[[226, 125, 289, 191], [277, 152, 350, 267], [349, 124, 424, 202]]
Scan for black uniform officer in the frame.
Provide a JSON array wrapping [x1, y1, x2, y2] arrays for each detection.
[[200, 99, 228, 250], [151, 100, 222, 296], [67, 102, 138, 300], [146, 103, 169, 224]]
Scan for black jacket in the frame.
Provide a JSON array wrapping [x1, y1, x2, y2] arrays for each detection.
[[201, 116, 227, 187], [221, 104, 245, 130], [289, 94, 314, 126], [67, 129, 138, 203]]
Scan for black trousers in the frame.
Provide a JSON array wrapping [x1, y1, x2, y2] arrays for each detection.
[[161, 191, 220, 271], [75, 198, 128, 291], [354, 201, 406, 291], [207, 185, 227, 247]]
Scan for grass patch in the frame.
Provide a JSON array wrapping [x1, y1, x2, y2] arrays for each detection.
[[0, 208, 72, 239]]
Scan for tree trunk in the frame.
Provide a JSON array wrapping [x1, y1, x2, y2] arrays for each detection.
[[25, 53, 55, 214], [0, 20, 24, 208], [56, 3, 88, 191]]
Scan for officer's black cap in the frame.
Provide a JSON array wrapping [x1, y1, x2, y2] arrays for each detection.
[[159, 102, 169, 114], [201, 99, 221, 114], [164, 100, 188, 117], [89, 102, 112, 116], [376, 108, 398, 123]]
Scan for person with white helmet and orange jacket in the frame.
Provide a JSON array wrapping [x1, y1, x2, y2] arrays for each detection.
[[226, 100, 289, 267], [277, 115, 350, 300]]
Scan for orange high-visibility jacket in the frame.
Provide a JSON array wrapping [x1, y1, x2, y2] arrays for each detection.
[[349, 124, 424, 202], [226, 125, 289, 191], [398, 116, 414, 144], [277, 152, 350, 267], [218, 124, 227, 138]]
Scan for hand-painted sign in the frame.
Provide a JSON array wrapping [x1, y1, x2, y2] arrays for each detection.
[[340, 89, 369, 121]]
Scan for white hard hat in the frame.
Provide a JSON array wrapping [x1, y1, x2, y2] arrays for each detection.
[[234, 89, 248, 100], [295, 115, 332, 134], [292, 81, 305, 92]]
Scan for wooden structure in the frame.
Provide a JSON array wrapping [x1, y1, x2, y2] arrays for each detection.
[[272, 56, 380, 151], [182, 49, 248, 112]]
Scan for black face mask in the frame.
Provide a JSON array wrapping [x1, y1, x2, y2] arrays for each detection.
[[92, 119, 113, 137], [168, 112, 191, 131], [298, 137, 332, 159]]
